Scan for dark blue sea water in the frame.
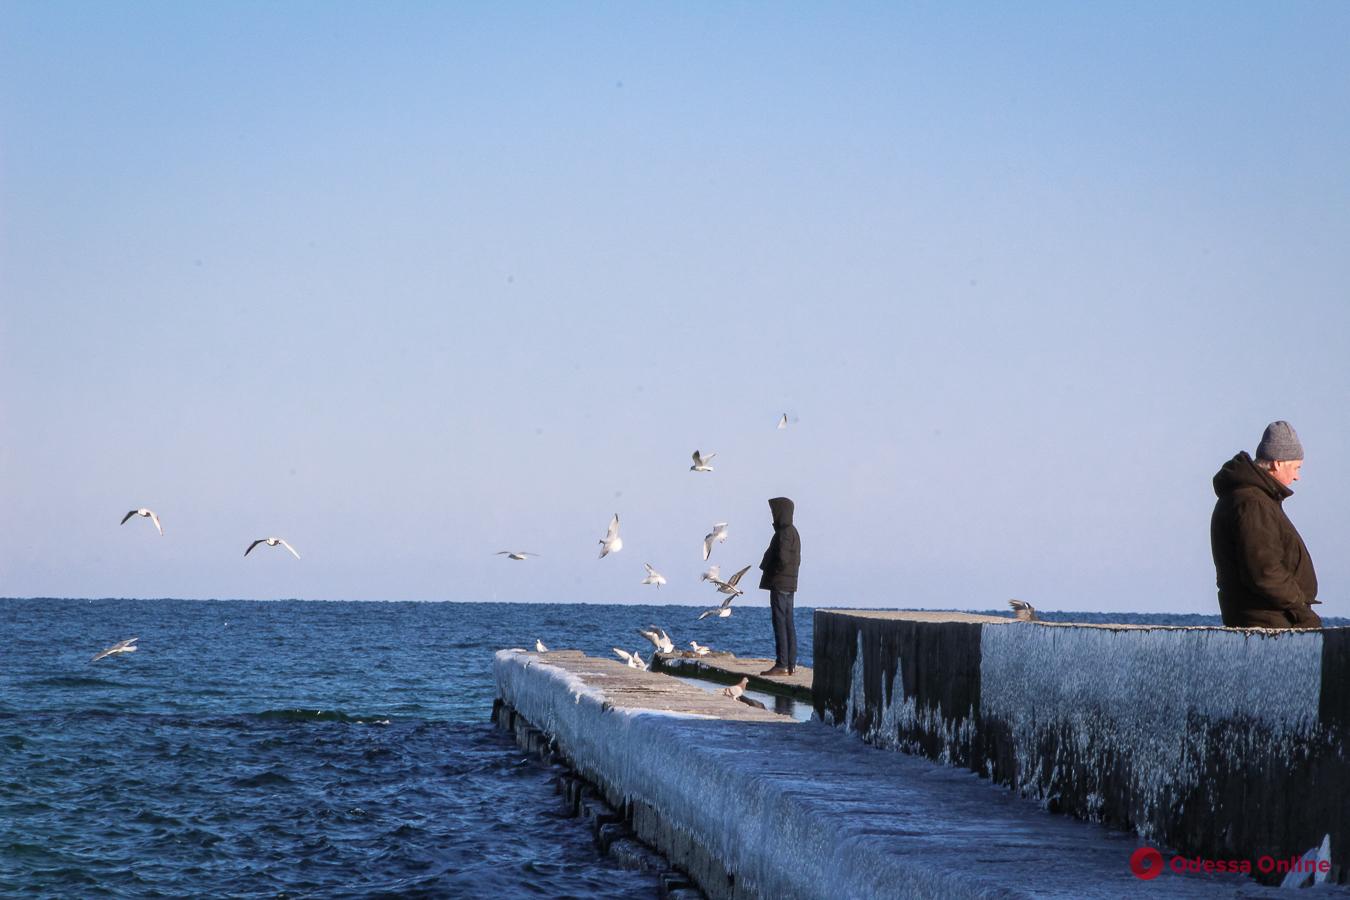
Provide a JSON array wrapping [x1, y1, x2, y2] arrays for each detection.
[[0, 598, 820, 898], [3, 599, 1341, 898]]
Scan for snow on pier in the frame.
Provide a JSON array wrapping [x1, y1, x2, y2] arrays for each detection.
[[494, 648, 1286, 899]]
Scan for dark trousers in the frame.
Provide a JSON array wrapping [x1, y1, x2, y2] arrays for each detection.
[[769, 590, 797, 669]]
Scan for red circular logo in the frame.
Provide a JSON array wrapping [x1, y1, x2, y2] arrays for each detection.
[[1130, 847, 1164, 880]]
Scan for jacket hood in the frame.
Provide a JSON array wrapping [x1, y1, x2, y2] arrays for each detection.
[[1213, 451, 1291, 501], [768, 497, 794, 528]]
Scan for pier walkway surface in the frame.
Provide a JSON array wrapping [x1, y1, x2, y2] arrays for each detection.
[[495, 649, 1302, 899], [651, 651, 813, 701]]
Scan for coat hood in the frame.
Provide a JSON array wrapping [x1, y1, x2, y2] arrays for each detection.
[[768, 497, 794, 528], [1213, 451, 1291, 501]]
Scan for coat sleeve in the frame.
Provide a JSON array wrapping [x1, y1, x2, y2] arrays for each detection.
[[759, 535, 778, 576], [775, 528, 800, 575], [1234, 500, 1306, 612]]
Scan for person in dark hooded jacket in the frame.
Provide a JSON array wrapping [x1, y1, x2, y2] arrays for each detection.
[[758, 497, 801, 675], [1210, 421, 1320, 628]]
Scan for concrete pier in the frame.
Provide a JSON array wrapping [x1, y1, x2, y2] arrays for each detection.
[[813, 610, 1350, 886], [650, 652, 813, 702], [495, 648, 1290, 898]]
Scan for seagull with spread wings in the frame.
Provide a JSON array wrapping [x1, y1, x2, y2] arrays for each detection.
[[598, 514, 622, 558], [690, 450, 716, 473], [708, 564, 752, 599], [698, 595, 735, 620], [640, 563, 667, 589], [92, 637, 138, 663], [637, 626, 674, 654], [120, 508, 163, 535], [245, 537, 300, 559], [702, 522, 729, 561], [613, 648, 648, 670], [496, 551, 539, 561]]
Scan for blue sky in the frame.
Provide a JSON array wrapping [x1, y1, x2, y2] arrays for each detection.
[[3, 3, 1348, 611]]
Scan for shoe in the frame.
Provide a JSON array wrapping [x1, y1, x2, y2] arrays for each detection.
[[788, 667, 795, 676], [759, 666, 790, 677]]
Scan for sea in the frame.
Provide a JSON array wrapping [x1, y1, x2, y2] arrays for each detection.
[[2, 598, 1342, 898]]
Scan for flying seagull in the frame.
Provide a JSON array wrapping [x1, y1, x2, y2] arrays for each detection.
[[245, 537, 300, 559], [641, 563, 667, 589], [689, 641, 711, 656], [496, 551, 539, 561], [535, 639, 549, 653], [698, 596, 735, 620], [690, 450, 716, 473], [598, 514, 622, 558], [120, 508, 163, 536], [1009, 599, 1036, 622], [722, 676, 749, 700], [91, 637, 138, 663], [613, 648, 648, 670], [777, 413, 788, 429], [702, 522, 729, 561], [637, 626, 674, 654], [708, 564, 752, 599]]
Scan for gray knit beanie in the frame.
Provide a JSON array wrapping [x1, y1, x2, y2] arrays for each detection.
[[1256, 420, 1304, 461]]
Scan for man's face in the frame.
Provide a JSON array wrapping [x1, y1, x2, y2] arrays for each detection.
[[1271, 459, 1304, 486]]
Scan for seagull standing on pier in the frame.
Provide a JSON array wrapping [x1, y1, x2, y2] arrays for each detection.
[[245, 537, 301, 559], [640, 563, 667, 589], [702, 523, 729, 561], [598, 514, 622, 558], [535, 639, 549, 653], [689, 641, 711, 656], [120, 508, 163, 535], [690, 450, 716, 473], [91, 637, 138, 662], [722, 677, 749, 700], [613, 648, 648, 670], [1009, 599, 1036, 622], [637, 626, 674, 654]]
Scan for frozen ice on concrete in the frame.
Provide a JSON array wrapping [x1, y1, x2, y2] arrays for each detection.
[[495, 649, 1293, 899], [979, 625, 1322, 835]]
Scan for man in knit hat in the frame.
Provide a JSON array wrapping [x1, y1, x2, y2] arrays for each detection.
[[1210, 421, 1321, 628]]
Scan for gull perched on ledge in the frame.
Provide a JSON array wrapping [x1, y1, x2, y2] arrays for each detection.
[[613, 648, 648, 670], [245, 538, 300, 559], [1009, 599, 1037, 622], [120, 508, 163, 536]]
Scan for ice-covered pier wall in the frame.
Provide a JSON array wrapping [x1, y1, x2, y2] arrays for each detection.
[[813, 610, 1350, 884]]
